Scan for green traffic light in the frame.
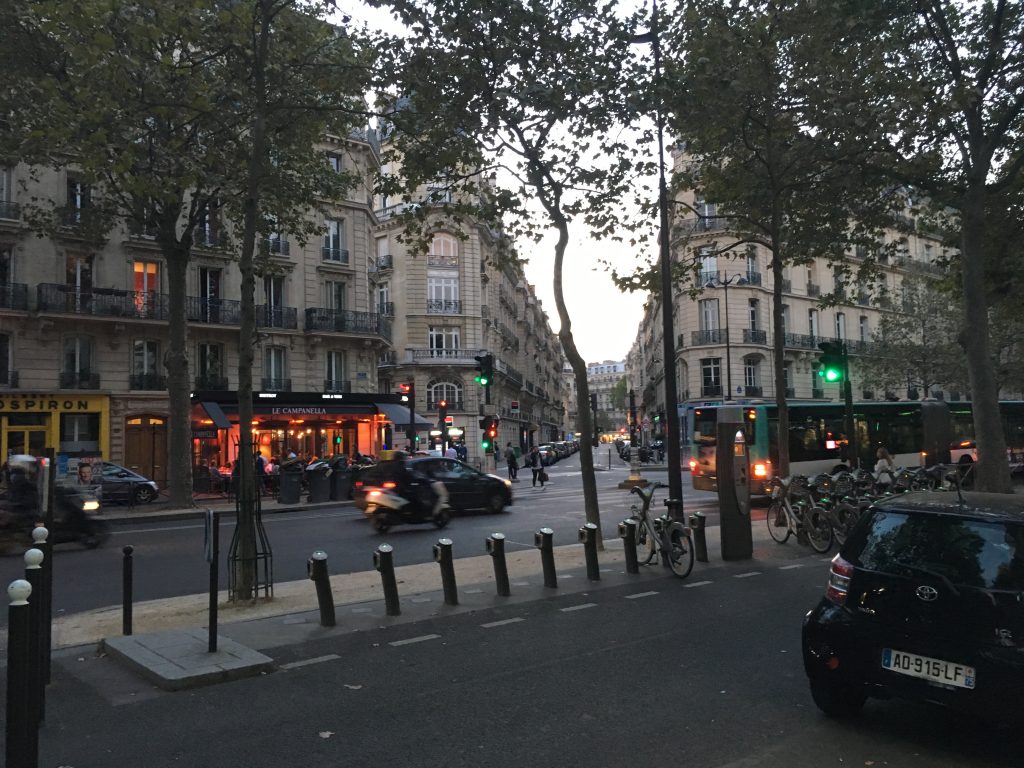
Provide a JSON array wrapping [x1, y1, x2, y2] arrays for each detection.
[[825, 369, 840, 382], [479, 376, 489, 386], [482, 439, 491, 451], [474, 375, 481, 383]]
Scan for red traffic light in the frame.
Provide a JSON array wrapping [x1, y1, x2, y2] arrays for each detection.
[[438, 399, 447, 408], [398, 383, 410, 393]]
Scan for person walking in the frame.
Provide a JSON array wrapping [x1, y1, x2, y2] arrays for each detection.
[[504, 442, 519, 481], [874, 446, 896, 489], [526, 446, 545, 488]]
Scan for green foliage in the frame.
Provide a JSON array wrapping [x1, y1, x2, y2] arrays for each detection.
[[610, 374, 628, 410]]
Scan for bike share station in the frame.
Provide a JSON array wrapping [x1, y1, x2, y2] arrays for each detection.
[[717, 417, 753, 561]]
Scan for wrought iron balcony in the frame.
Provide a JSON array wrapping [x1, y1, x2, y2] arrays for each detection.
[[781, 279, 792, 292], [697, 270, 720, 286], [304, 308, 391, 341], [129, 373, 167, 390], [370, 254, 393, 271], [378, 351, 397, 367], [321, 246, 350, 264], [260, 377, 291, 392], [378, 301, 394, 317], [742, 329, 767, 344], [427, 299, 462, 314], [0, 283, 28, 311], [38, 284, 169, 320], [258, 305, 298, 329], [324, 380, 352, 393], [193, 229, 228, 250], [0, 370, 18, 387], [807, 282, 821, 297], [783, 332, 819, 349], [0, 200, 21, 220], [743, 385, 763, 397], [187, 296, 242, 325], [692, 329, 726, 346], [195, 374, 229, 390], [701, 384, 723, 397], [60, 371, 100, 389], [745, 271, 763, 286], [262, 237, 290, 256]]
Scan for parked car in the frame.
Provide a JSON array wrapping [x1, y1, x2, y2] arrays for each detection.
[[537, 445, 558, 466], [802, 491, 1024, 722], [99, 462, 160, 504]]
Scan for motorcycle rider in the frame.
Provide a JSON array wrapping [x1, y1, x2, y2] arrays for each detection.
[[378, 450, 438, 515]]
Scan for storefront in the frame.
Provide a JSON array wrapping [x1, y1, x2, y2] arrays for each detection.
[[190, 392, 432, 469], [0, 393, 110, 461]]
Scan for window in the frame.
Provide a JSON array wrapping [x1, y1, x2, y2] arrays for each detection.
[[63, 336, 93, 375], [428, 233, 459, 266], [266, 228, 288, 255], [808, 309, 819, 339], [781, 304, 790, 335], [133, 260, 160, 317], [0, 333, 10, 384], [196, 201, 222, 247], [699, 299, 719, 331], [0, 167, 11, 203], [264, 276, 284, 308], [323, 219, 347, 262], [745, 246, 758, 277], [132, 340, 160, 376], [325, 280, 346, 311], [835, 312, 846, 340], [326, 351, 346, 390], [859, 316, 869, 343], [428, 326, 460, 356], [744, 358, 760, 387], [701, 358, 722, 393], [377, 283, 390, 314], [784, 362, 792, 391], [748, 298, 760, 331], [429, 381, 461, 407], [0, 245, 12, 284], [198, 343, 223, 381], [66, 175, 91, 223], [60, 413, 99, 452], [199, 268, 220, 300], [428, 273, 460, 313], [264, 346, 287, 381], [326, 153, 342, 173], [698, 247, 717, 282], [376, 237, 388, 259]]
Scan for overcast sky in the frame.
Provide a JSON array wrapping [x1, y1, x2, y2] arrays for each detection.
[[339, 0, 652, 365]]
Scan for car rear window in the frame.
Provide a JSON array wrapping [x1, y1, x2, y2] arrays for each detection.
[[845, 510, 1024, 590]]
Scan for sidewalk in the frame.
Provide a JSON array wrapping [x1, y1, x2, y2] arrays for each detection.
[[54, 514, 793, 691]]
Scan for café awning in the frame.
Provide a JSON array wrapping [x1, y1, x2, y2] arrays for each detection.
[[375, 402, 433, 429]]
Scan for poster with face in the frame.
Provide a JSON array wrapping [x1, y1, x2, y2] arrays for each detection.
[[62, 455, 103, 492]]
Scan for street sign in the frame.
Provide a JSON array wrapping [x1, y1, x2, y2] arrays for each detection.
[[642, 417, 651, 429], [510, 400, 520, 413]]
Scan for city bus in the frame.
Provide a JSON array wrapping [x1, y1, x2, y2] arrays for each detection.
[[686, 400, 1024, 495]]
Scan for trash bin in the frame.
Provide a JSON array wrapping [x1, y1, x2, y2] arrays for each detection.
[[329, 461, 351, 501], [307, 465, 331, 503], [277, 467, 303, 505]]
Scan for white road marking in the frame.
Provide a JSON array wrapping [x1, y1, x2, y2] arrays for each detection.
[[779, 564, 805, 570], [734, 572, 761, 578], [280, 654, 340, 670], [683, 580, 713, 588], [624, 591, 659, 600], [561, 603, 597, 612], [481, 618, 525, 628], [389, 634, 441, 647]]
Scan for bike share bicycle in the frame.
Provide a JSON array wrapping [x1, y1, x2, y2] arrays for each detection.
[[627, 482, 694, 578]]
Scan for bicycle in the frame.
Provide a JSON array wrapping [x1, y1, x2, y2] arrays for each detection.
[[627, 482, 694, 578], [766, 475, 834, 554]]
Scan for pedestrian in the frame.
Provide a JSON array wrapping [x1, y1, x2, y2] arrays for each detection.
[[874, 446, 895, 488], [445, 444, 458, 459], [504, 442, 519, 481], [526, 446, 545, 488]]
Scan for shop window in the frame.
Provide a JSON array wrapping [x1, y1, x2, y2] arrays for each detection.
[[60, 413, 100, 452]]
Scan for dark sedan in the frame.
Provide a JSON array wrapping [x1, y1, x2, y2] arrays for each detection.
[[802, 491, 1024, 722], [409, 457, 512, 514], [99, 462, 160, 504]]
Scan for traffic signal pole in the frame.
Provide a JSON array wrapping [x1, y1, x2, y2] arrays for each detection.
[[406, 381, 416, 452], [842, 343, 857, 468]]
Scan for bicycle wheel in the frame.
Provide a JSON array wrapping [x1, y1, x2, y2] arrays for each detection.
[[831, 501, 860, 547], [767, 501, 792, 543], [806, 506, 835, 553], [667, 527, 695, 579], [633, 518, 656, 565]]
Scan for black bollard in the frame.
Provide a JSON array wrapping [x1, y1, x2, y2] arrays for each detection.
[[486, 533, 511, 597], [433, 538, 458, 606], [579, 523, 600, 581], [6, 579, 38, 768], [373, 544, 401, 616], [619, 519, 639, 574], [533, 528, 557, 589], [122, 545, 134, 636], [24, 548, 44, 726], [307, 550, 336, 627], [31, 526, 52, 687], [689, 512, 709, 563]]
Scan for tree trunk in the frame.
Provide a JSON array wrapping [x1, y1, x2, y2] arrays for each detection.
[[770, 240, 789, 478], [959, 183, 1011, 492], [163, 245, 194, 507]]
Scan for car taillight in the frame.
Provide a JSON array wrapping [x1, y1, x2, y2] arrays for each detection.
[[382, 481, 396, 489], [825, 554, 854, 605]]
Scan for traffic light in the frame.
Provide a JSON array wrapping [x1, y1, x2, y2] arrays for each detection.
[[474, 353, 493, 387], [480, 416, 498, 451], [437, 398, 448, 425], [817, 341, 844, 383], [589, 393, 597, 412]]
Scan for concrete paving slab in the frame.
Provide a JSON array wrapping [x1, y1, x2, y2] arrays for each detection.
[[101, 628, 273, 691]]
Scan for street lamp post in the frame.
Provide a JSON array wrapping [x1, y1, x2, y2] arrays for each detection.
[[631, 0, 684, 522], [705, 274, 748, 400]]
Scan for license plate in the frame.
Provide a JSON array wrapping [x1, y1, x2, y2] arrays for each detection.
[[882, 648, 976, 689]]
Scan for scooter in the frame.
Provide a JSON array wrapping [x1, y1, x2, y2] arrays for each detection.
[[363, 479, 450, 533], [0, 484, 109, 552]]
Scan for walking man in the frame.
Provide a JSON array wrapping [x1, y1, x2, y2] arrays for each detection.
[[504, 442, 519, 481]]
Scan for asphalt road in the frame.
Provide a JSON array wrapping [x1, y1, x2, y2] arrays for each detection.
[[32, 543, 1021, 767], [0, 455, 722, 618]]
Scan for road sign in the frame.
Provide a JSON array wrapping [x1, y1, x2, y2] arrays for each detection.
[[510, 400, 520, 413], [642, 417, 651, 429]]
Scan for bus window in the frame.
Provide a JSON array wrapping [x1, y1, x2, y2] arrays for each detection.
[[692, 409, 718, 445]]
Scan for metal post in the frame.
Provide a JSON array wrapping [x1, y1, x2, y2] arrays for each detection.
[[534, 528, 558, 588], [579, 523, 600, 581], [842, 342, 857, 468], [40, 453, 55, 686], [486, 533, 511, 597], [31, 526, 51, 686], [374, 544, 401, 616], [208, 512, 219, 652], [122, 545, 134, 636], [689, 512, 709, 563], [24, 549, 43, 725], [407, 381, 416, 451], [6, 579, 37, 768], [433, 538, 458, 606], [619, 519, 639, 574], [307, 550, 336, 627]]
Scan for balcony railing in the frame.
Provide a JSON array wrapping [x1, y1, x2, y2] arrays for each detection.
[[370, 254, 394, 271], [193, 229, 228, 250], [38, 284, 169, 319], [783, 332, 821, 350], [0, 370, 18, 387], [129, 373, 167, 390], [262, 237, 290, 256], [812, 388, 825, 399], [701, 384, 723, 397], [195, 374, 229, 390], [260, 377, 291, 392], [697, 270, 720, 286], [427, 299, 462, 314], [676, 216, 736, 234], [324, 379, 352, 393], [807, 282, 820, 297], [304, 308, 391, 340], [321, 246, 350, 264], [781, 279, 792, 292], [743, 385, 763, 397], [426, 400, 464, 411], [378, 301, 394, 317], [691, 328, 726, 345], [0, 283, 29, 311], [0, 200, 21, 220], [60, 371, 100, 389], [411, 347, 477, 361], [187, 296, 242, 325], [742, 328, 767, 344], [257, 305, 298, 329], [378, 351, 397, 367]]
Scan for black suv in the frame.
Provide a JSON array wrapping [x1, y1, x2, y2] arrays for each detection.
[[802, 491, 1024, 721]]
